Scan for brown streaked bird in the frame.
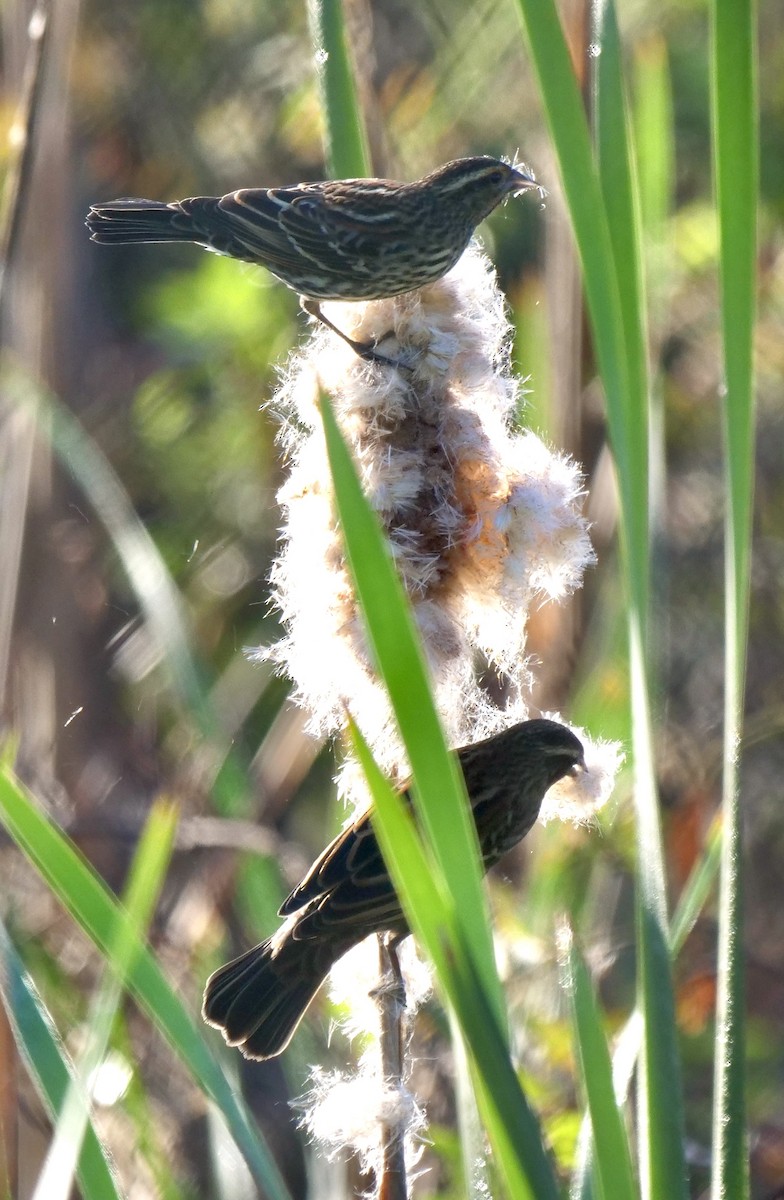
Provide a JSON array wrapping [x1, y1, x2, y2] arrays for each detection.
[[202, 718, 584, 1060], [86, 156, 538, 362]]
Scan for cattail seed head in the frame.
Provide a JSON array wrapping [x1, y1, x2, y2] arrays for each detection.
[[260, 245, 598, 805]]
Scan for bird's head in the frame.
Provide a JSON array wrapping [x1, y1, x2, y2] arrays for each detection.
[[422, 156, 540, 225], [521, 718, 586, 788]]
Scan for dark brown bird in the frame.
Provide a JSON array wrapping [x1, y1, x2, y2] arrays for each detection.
[[86, 156, 538, 361], [203, 718, 584, 1060]]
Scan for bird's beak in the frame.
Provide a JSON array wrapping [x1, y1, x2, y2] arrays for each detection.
[[506, 165, 542, 195], [567, 755, 587, 778]]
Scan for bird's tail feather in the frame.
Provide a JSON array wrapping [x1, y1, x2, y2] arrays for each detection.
[[203, 932, 347, 1060], [86, 198, 203, 245]]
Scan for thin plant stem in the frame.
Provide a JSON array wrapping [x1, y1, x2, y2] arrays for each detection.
[[375, 934, 408, 1200]]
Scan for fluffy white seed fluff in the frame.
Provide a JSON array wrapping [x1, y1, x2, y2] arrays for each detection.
[[259, 244, 598, 805], [297, 1057, 427, 1179]]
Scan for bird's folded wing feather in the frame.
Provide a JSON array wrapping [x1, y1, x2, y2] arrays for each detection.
[[189, 189, 314, 271], [231, 187, 398, 272], [279, 799, 407, 918]]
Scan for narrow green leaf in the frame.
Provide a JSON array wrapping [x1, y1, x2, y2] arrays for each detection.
[[562, 927, 637, 1200], [33, 801, 179, 1200], [572, 1011, 643, 1200], [512, 0, 633, 543], [307, 0, 371, 177], [635, 902, 688, 1198], [597, 7, 685, 1185], [0, 924, 123, 1200], [593, 0, 649, 584], [633, 35, 674, 248], [346, 716, 452, 933], [348, 719, 559, 1200], [512, 3, 687, 1194], [0, 765, 292, 1200], [670, 817, 722, 956], [629, 643, 688, 1200], [318, 392, 504, 1024], [710, 0, 757, 1192], [452, 942, 561, 1200]]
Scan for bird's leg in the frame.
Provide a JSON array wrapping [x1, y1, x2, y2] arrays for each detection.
[[299, 297, 406, 369], [382, 932, 407, 1009]]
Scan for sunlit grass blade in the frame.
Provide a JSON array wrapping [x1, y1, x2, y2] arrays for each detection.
[[0, 922, 123, 1200], [710, 0, 758, 1193], [631, 29, 674, 751], [566, 902, 681, 1200], [322, 384, 561, 1193], [594, 5, 686, 1190], [511, 2, 688, 1193], [593, 0, 649, 516], [32, 801, 178, 1200], [318, 391, 503, 1024], [512, 0, 632, 520], [670, 816, 722, 955], [572, 1010, 643, 1200], [348, 718, 559, 1200], [307, 0, 371, 177], [449, 1017, 493, 1200], [633, 35, 674, 252], [561, 925, 637, 1200], [0, 764, 292, 1200]]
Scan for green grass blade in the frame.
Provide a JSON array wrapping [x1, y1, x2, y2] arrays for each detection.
[[572, 1010, 644, 1200], [513, 3, 687, 1193], [633, 35, 674, 249], [459, 957, 560, 1200], [120, 800, 180, 928], [323, 377, 562, 1194], [710, 0, 758, 1193], [0, 765, 292, 1200], [670, 816, 722, 956], [349, 719, 559, 1200], [307, 0, 371, 177], [593, 0, 649, 558], [323, 396, 559, 1190], [318, 392, 504, 1025], [562, 927, 637, 1200], [512, 0, 633, 541], [0, 923, 123, 1200], [635, 891, 688, 1198], [594, 36, 685, 1182], [32, 801, 178, 1200]]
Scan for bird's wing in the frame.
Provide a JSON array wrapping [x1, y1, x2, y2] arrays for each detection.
[[193, 182, 412, 292], [278, 792, 410, 918], [195, 188, 318, 271], [288, 183, 410, 264]]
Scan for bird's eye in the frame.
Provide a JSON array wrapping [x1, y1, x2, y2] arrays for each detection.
[[489, 169, 505, 185]]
